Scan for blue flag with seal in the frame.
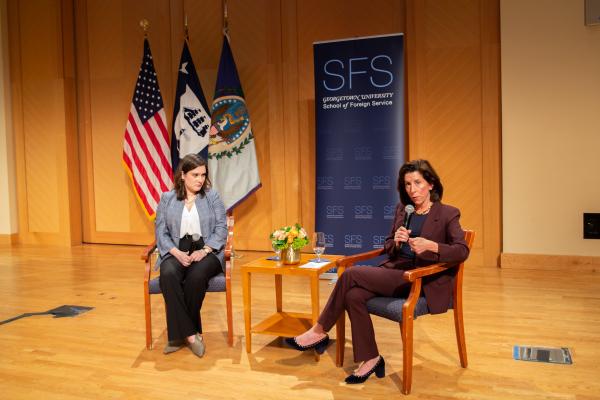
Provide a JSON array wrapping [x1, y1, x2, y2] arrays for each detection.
[[171, 41, 211, 172], [208, 34, 261, 210]]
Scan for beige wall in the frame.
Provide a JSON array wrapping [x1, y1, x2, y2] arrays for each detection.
[[0, 0, 18, 239], [501, 0, 600, 257]]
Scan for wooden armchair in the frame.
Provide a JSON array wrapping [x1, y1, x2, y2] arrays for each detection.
[[142, 216, 235, 350], [334, 230, 475, 394]]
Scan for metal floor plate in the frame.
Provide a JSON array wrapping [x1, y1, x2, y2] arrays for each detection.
[[513, 345, 573, 364]]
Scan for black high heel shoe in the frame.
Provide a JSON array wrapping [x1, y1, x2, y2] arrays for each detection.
[[344, 356, 385, 384], [285, 335, 330, 354]]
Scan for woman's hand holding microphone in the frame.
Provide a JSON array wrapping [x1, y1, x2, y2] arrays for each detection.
[[394, 226, 411, 246], [394, 227, 439, 255]]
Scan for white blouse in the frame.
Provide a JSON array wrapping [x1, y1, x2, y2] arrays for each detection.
[[179, 203, 202, 238]]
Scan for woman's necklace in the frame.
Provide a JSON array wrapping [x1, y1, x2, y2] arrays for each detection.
[[184, 194, 197, 204], [415, 202, 433, 215]]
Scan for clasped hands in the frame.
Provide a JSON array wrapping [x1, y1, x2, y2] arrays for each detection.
[[171, 248, 209, 267], [394, 227, 438, 254]]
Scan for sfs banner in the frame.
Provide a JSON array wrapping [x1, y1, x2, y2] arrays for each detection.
[[314, 34, 405, 263]]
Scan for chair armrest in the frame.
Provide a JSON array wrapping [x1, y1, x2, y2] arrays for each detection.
[[141, 241, 157, 262], [224, 216, 234, 260], [402, 262, 456, 282], [336, 248, 458, 283], [225, 256, 232, 278], [224, 234, 233, 260], [142, 241, 157, 285], [336, 248, 386, 268]]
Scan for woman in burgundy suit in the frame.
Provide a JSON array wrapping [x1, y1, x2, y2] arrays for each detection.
[[286, 159, 470, 384]]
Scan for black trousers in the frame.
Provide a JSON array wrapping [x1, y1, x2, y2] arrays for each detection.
[[159, 239, 222, 341], [318, 266, 411, 362]]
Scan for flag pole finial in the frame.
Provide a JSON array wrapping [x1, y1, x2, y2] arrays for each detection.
[[222, 0, 230, 38], [184, 14, 189, 41], [139, 19, 150, 37]]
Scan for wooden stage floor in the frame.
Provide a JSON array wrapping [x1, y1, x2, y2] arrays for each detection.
[[0, 244, 599, 399]]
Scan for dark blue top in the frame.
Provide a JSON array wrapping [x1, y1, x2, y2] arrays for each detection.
[[399, 213, 427, 259]]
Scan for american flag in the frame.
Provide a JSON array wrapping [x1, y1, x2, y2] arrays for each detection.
[[122, 39, 173, 220]]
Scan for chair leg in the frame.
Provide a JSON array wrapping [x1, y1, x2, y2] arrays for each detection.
[[144, 287, 153, 350], [226, 275, 234, 347], [453, 266, 468, 367], [453, 296, 468, 367], [400, 278, 421, 395], [401, 316, 414, 395]]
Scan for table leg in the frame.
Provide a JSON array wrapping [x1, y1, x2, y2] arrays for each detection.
[[275, 275, 282, 312], [310, 275, 320, 361], [242, 270, 252, 353]]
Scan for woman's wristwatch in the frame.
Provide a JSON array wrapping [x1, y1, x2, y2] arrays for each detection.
[[202, 246, 213, 254]]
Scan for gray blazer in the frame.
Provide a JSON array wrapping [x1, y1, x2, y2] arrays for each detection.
[[155, 188, 228, 270]]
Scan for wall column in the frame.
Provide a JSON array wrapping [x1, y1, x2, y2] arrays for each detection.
[[0, 0, 18, 244]]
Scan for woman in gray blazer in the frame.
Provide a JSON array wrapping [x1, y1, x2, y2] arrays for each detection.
[[155, 154, 227, 357], [287, 159, 470, 384]]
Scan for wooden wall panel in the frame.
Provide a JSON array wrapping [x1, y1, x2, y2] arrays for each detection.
[[480, 0, 502, 266], [295, 0, 405, 236], [19, 1, 63, 233], [9, 0, 501, 264], [77, 0, 175, 244], [406, 0, 501, 266], [8, 0, 80, 245], [223, 0, 281, 250]]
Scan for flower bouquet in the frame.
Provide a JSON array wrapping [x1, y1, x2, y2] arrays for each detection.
[[270, 223, 309, 264]]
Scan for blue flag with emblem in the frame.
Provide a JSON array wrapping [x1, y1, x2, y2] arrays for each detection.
[[208, 34, 261, 210], [171, 41, 211, 172]]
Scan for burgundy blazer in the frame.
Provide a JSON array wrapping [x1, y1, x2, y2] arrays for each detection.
[[381, 201, 469, 314]]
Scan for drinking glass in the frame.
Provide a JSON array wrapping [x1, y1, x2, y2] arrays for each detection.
[[271, 242, 282, 261], [312, 232, 326, 262]]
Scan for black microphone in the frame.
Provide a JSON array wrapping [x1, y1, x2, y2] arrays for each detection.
[[403, 205, 415, 229], [399, 205, 415, 252]]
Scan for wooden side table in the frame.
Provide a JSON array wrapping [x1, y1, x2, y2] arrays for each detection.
[[241, 253, 342, 357]]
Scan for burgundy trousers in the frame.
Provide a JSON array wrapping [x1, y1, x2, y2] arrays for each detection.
[[318, 266, 411, 362]]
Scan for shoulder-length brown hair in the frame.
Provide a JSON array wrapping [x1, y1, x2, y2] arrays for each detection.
[[397, 159, 444, 206], [173, 154, 211, 200]]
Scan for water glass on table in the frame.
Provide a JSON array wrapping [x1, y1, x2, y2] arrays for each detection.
[[271, 242, 282, 261], [312, 232, 326, 263]]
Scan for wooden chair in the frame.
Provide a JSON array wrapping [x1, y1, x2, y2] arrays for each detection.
[[142, 216, 235, 350], [334, 230, 475, 394]]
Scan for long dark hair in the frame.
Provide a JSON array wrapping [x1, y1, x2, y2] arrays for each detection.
[[173, 154, 211, 200], [397, 159, 443, 205]]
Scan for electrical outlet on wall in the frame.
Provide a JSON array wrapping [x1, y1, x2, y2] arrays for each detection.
[[583, 213, 600, 239]]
